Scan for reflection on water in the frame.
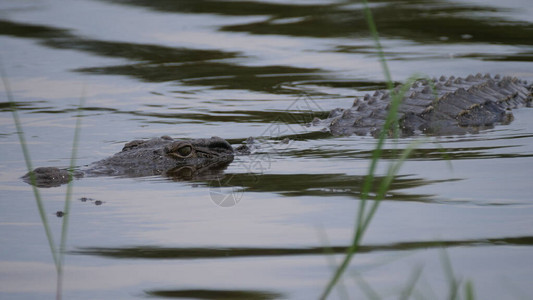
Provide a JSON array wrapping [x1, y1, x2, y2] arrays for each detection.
[[0, 19, 320, 93], [144, 289, 283, 300], [72, 235, 533, 259], [206, 172, 454, 203], [101, 0, 533, 45], [1, 0, 533, 298]]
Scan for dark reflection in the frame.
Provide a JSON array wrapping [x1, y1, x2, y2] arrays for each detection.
[[99, 0, 327, 17], [446, 51, 533, 62], [0, 19, 320, 93], [24, 105, 329, 127], [0, 19, 67, 38], [0, 101, 41, 112], [222, 1, 533, 46], [204, 173, 453, 202], [165, 160, 232, 182], [0, 20, 235, 62], [282, 79, 392, 92], [145, 289, 282, 299], [72, 235, 533, 259], [101, 0, 533, 46], [225, 131, 334, 145], [291, 145, 533, 160], [78, 63, 319, 93]]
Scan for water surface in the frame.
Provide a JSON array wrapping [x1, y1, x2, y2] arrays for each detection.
[[1, 0, 532, 299]]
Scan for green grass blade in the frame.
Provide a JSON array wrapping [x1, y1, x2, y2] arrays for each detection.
[[399, 265, 424, 300], [316, 226, 350, 300], [360, 140, 421, 233], [464, 281, 475, 300], [56, 89, 85, 300], [352, 272, 381, 300], [320, 1, 397, 297], [0, 62, 60, 270], [362, 0, 393, 90], [319, 1, 431, 296], [320, 76, 420, 300], [440, 249, 461, 300], [59, 90, 85, 262], [320, 91, 421, 299]]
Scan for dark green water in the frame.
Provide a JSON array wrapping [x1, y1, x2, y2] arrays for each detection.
[[1, 0, 532, 299]]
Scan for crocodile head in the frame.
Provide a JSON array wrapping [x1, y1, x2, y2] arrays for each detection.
[[23, 136, 235, 187], [90, 136, 235, 178]]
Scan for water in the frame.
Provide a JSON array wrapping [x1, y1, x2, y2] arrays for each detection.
[[1, 0, 532, 299]]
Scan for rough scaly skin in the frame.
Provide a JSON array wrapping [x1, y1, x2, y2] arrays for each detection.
[[315, 74, 532, 136], [23, 136, 235, 187]]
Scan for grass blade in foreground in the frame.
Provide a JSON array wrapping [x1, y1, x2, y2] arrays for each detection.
[[1, 63, 60, 269], [56, 92, 85, 300], [319, 1, 418, 298], [1, 60, 84, 300]]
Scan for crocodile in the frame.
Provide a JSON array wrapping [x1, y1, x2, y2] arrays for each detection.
[[313, 73, 532, 136], [23, 136, 237, 188], [23, 74, 532, 187]]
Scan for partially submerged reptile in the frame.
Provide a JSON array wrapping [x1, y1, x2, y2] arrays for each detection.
[[23, 136, 237, 187], [315, 73, 532, 136], [24, 74, 532, 187]]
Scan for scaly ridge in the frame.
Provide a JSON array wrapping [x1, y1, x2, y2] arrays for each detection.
[[320, 74, 532, 136]]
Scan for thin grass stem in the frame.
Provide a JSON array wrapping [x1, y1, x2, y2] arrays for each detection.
[[316, 226, 350, 300], [353, 272, 381, 300], [56, 90, 85, 300], [399, 265, 424, 300], [362, 0, 393, 90], [320, 1, 424, 298], [440, 249, 461, 300], [0, 62, 60, 269], [464, 281, 475, 300]]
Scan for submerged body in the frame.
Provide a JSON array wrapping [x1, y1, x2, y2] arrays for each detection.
[[23, 136, 235, 187], [316, 74, 532, 136]]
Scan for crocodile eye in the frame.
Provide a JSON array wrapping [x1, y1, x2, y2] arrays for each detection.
[[177, 145, 192, 157], [165, 142, 195, 159]]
